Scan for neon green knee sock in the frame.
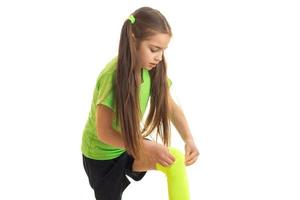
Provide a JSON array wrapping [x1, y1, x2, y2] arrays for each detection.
[[156, 147, 190, 200]]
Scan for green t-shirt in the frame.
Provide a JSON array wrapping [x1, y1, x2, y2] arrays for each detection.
[[81, 57, 172, 160]]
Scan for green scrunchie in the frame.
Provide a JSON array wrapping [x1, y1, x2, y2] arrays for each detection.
[[128, 15, 136, 24]]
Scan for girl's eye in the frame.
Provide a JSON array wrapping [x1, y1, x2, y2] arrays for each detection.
[[150, 49, 159, 52]]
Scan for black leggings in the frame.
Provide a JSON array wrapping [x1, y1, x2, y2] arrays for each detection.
[[82, 152, 147, 200]]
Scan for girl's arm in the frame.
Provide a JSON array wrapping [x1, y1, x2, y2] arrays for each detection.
[[168, 94, 200, 166], [168, 94, 194, 142], [96, 104, 175, 166], [96, 105, 125, 148]]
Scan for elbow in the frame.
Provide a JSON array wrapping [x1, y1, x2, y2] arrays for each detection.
[[168, 102, 174, 120], [168, 103, 177, 122], [96, 129, 103, 142], [96, 126, 108, 143]]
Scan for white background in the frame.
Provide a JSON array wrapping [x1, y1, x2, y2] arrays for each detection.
[[0, 0, 299, 199]]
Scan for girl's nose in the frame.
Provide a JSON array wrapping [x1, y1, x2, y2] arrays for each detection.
[[155, 56, 162, 62]]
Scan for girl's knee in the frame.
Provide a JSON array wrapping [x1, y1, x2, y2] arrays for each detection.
[[132, 158, 156, 172], [156, 147, 185, 174]]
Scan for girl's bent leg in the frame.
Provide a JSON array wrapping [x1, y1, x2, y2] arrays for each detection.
[[82, 153, 133, 200], [156, 147, 190, 200], [132, 156, 156, 172]]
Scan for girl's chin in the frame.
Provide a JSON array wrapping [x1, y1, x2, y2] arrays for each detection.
[[144, 64, 156, 70], [143, 66, 153, 70]]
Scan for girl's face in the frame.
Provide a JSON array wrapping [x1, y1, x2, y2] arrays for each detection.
[[135, 33, 171, 71]]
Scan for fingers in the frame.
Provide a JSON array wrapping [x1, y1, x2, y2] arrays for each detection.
[[168, 152, 176, 162], [185, 156, 198, 166], [159, 155, 175, 167], [158, 150, 176, 167], [159, 161, 170, 167], [185, 151, 199, 166]]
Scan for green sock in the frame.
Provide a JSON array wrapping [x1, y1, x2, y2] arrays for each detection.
[[156, 147, 190, 200]]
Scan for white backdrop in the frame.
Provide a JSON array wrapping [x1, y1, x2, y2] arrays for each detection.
[[0, 0, 299, 199]]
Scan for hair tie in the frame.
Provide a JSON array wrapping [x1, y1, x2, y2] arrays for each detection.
[[128, 15, 136, 24]]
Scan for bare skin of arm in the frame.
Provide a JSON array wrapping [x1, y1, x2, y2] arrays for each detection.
[[96, 105, 175, 172], [168, 94, 199, 166]]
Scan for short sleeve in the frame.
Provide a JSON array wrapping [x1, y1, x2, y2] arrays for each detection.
[[95, 73, 116, 112]]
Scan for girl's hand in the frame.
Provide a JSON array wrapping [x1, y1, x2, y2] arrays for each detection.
[[184, 139, 199, 166], [143, 140, 176, 167]]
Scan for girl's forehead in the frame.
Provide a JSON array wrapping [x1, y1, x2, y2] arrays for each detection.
[[143, 33, 171, 48]]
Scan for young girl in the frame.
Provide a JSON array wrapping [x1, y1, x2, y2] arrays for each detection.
[[81, 6, 199, 200]]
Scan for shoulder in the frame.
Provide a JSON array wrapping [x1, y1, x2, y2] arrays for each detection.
[[95, 57, 118, 110], [101, 56, 118, 75], [97, 56, 118, 87]]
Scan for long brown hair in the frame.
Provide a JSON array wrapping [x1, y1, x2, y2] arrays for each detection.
[[115, 7, 172, 158]]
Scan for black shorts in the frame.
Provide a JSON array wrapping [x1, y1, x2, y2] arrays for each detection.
[[82, 152, 147, 200]]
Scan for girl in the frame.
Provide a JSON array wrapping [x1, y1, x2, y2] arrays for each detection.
[[81, 6, 199, 200]]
